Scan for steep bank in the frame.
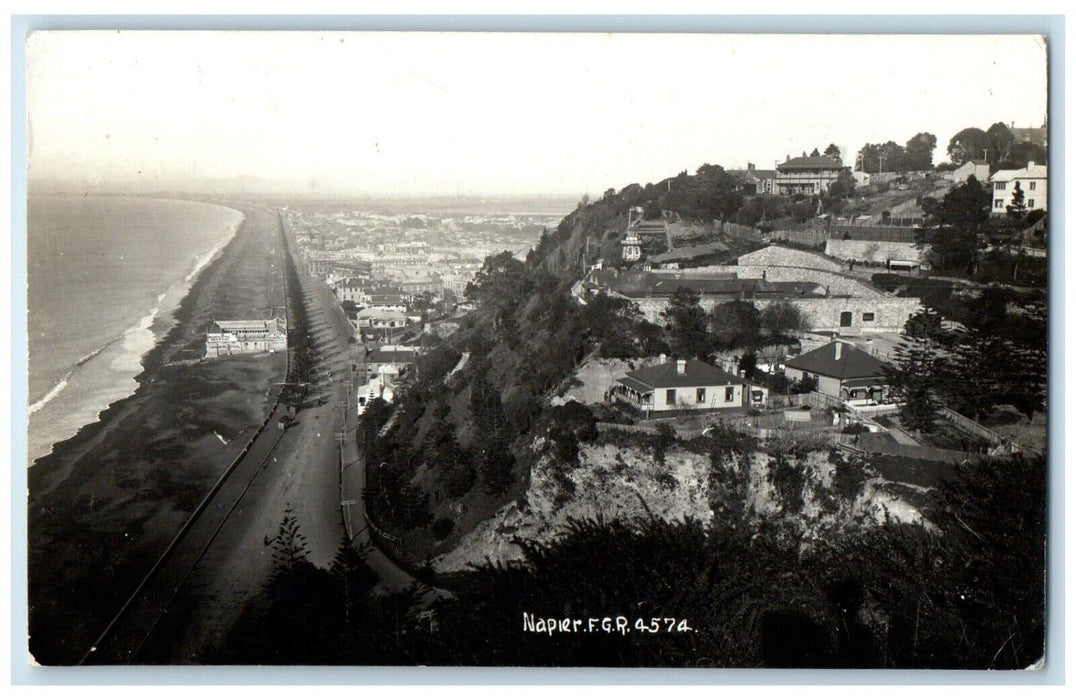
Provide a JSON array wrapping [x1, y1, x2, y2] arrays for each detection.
[[434, 437, 931, 573], [28, 204, 287, 665]]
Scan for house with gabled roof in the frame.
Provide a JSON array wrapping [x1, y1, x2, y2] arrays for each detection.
[[610, 358, 766, 415], [950, 159, 989, 184], [989, 161, 1047, 215], [783, 340, 890, 405]]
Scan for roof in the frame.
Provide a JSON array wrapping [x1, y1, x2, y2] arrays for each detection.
[[778, 155, 843, 170], [590, 268, 826, 300], [211, 318, 285, 333], [784, 341, 889, 380], [367, 349, 417, 364], [650, 241, 730, 264], [618, 359, 743, 390], [357, 308, 408, 319], [990, 163, 1048, 182], [747, 169, 776, 180]]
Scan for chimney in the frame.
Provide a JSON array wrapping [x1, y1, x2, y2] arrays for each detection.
[[1028, 161, 1036, 169], [676, 359, 687, 374], [834, 341, 843, 361]]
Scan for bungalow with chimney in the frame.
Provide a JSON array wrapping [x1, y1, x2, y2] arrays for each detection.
[[783, 340, 890, 405], [610, 358, 764, 415]]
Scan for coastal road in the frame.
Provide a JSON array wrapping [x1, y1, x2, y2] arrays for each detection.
[[125, 204, 418, 662]]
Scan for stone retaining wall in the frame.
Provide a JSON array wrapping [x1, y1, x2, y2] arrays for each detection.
[[824, 239, 926, 264]]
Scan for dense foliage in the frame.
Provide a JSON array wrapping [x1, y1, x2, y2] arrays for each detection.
[[213, 450, 1046, 669]]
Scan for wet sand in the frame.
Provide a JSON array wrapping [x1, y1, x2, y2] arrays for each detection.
[[27, 203, 287, 665]]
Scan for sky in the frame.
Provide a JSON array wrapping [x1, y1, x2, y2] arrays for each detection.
[[25, 31, 1049, 197]]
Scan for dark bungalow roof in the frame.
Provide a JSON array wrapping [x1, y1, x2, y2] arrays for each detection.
[[785, 342, 889, 380], [366, 349, 416, 364], [778, 155, 843, 170], [618, 359, 742, 390]]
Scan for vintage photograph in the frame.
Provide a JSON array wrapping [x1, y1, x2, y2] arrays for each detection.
[[24, 30, 1048, 668]]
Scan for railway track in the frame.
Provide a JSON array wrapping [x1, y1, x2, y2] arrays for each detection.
[[78, 206, 300, 665]]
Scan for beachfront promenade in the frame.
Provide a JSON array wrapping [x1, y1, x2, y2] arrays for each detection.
[[77, 203, 414, 664]]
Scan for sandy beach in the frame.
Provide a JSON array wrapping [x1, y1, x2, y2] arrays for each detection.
[[27, 203, 287, 665]]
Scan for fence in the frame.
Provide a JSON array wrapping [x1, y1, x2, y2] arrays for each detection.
[[769, 229, 827, 247], [939, 407, 1008, 448], [829, 225, 920, 243]]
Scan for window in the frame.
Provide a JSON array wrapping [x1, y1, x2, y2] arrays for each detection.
[[994, 199, 1004, 208], [725, 386, 735, 402], [696, 388, 706, 404], [1029, 181, 1037, 190], [995, 182, 1006, 190], [862, 312, 875, 322], [1028, 199, 1035, 208], [666, 389, 676, 405]]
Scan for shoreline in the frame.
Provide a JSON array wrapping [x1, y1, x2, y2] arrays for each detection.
[[26, 197, 245, 465], [28, 203, 289, 664]]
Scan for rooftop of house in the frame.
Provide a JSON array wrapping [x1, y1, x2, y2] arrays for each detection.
[[618, 359, 743, 392], [357, 307, 408, 319], [784, 341, 889, 380], [990, 162, 1048, 182], [210, 318, 286, 333], [777, 155, 844, 171], [366, 349, 417, 364]]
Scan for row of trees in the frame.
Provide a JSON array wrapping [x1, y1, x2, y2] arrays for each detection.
[[886, 290, 1046, 433], [947, 122, 1047, 169], [662, 287, 808, 359], [856, 132, 938, 173]]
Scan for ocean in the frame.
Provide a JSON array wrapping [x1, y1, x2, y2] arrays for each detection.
[[26, 196, 244, 466]]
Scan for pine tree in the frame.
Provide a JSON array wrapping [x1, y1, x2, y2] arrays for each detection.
[[270, 504, 311, 578], [1007, 180, 1027, 219], [886, 336, 943, 434]]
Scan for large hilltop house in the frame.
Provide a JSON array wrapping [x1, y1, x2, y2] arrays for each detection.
[[989, 161, 1047, 215], [611, 358, 766, 415], [783, 340, 890, 405], [205, 317, 288, 358], [775, 155, 844, 195]]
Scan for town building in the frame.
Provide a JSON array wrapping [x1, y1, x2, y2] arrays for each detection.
[[989, 161, 1048, 215], [743, 163, 776, 195], [333, 278, 366, 304], [205, 317, 287, 358], [622, 230, 642, 263], [364, 347, 417, 382], [355, 307, 409, 329], [775, 155, 844, 195], [610, 358, 758, 415], [949, 159, 990, 184], [783, 340, 889, 405]]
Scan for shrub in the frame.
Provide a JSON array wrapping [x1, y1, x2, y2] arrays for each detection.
[[431, 518, 455, 541]]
